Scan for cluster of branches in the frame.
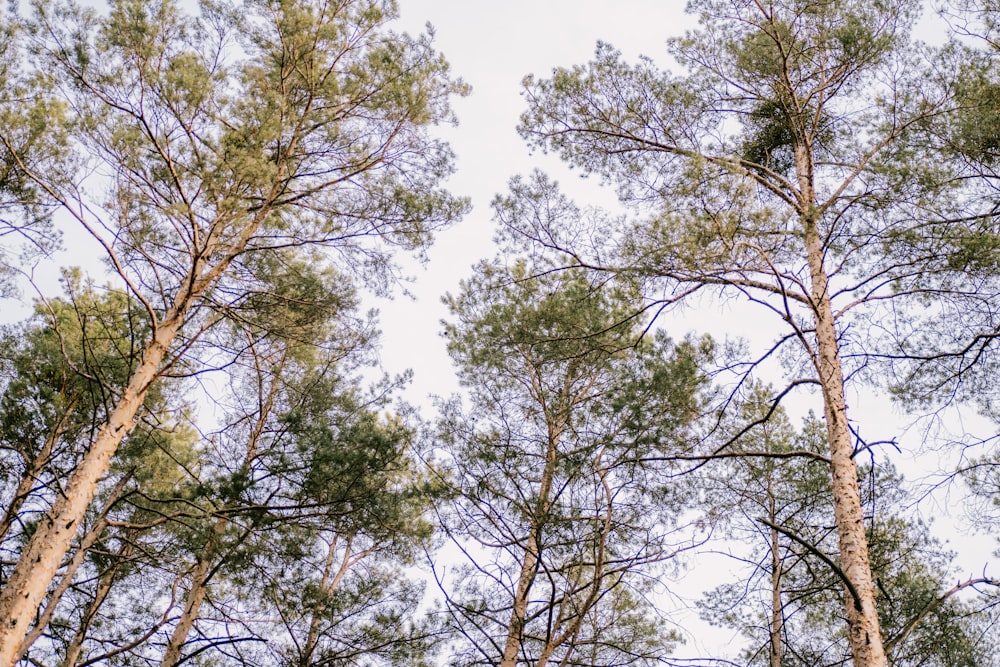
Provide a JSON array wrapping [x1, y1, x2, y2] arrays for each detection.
[[476, 0, 1000, 665], [0, 284, 437, 666]]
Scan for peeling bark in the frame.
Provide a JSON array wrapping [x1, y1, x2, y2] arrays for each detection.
[[13, 477, 128, 663]]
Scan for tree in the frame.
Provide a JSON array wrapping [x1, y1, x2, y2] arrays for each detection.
[[879, 0, 1000, 574], [436, 259, 709, 667], [0, 6, 67, 296], [172, 333, 439, 667], [509, 1, 985, 664], [0, 0, 467, 660], [2, 261, 439, 666], [694, 387, 832, 667]]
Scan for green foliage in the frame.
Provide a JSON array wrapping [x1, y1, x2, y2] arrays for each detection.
[[513, 3, 1000, 661], [0, 277, 188, 490], [15, 0, 468, 317], [0, 7, 69, 294], [0, 282, 199, 664], [0, 0, 468, 662], [439, 257, 709, 666], [949, 71, 1000, 163]]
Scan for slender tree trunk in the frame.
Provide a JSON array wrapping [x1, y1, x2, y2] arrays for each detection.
[[808, 239, 886, 667], [536, 632, 557, 667], [500, 395, 563, 667], [535, 459, 613, 667], [501, 536, 541, 667], [160, 556, 212, 667], [797, 145, 887, 667], [301, 539, 342, 667], [299, 534, 357, 667], [0, 402, 76, 544], [158, 521, 261, 667], [768, 485, 783, 667], [0, 312, 185, 666], [161, 344, 282, 667]]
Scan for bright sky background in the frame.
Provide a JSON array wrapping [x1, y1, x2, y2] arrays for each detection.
[[379, 1, 699, 399], [382, 3, 739, 654]]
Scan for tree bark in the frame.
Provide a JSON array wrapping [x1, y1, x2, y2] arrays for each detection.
[[500, 534, 541, 667], [160, 347, 281, 667], [159, 556, 212, 667], [534, 460, 613, 667], [299, 534, 358, 667], [58, 536, 136, 667], [500, 373, 562, 667], [12, 477, 130, 663]]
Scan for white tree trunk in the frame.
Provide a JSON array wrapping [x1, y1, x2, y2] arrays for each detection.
[[768, 483, 783, 667], [793, 141, 887, 667], [802, 231, 887, 667], [14, 477, 129, 663]]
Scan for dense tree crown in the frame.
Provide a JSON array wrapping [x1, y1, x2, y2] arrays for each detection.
[[0, 0, 997, 666]]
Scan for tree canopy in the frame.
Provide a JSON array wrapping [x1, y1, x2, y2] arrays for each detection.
[[0, 1, 998, 666]]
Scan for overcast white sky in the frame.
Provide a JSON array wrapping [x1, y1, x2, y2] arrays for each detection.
[[381, 4, 743, 653], [378, 1, 699, 399]]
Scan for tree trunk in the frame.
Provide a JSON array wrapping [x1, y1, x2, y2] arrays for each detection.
[[160, 556, 212, 667], [536, 458, 613, 667], [0, 400, 78, 544], [500, 393, 563, 667], [13, 477, 129, 663], [58, 537, 135, 667], [299, 534, 357, 667], [500, 536, 540, 667], [160, 353, 280, 667], [807, 241, 887, 667], [768, 486, 783, 667], [0, 313, 185, 666], [797, 142, 886, 667]]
